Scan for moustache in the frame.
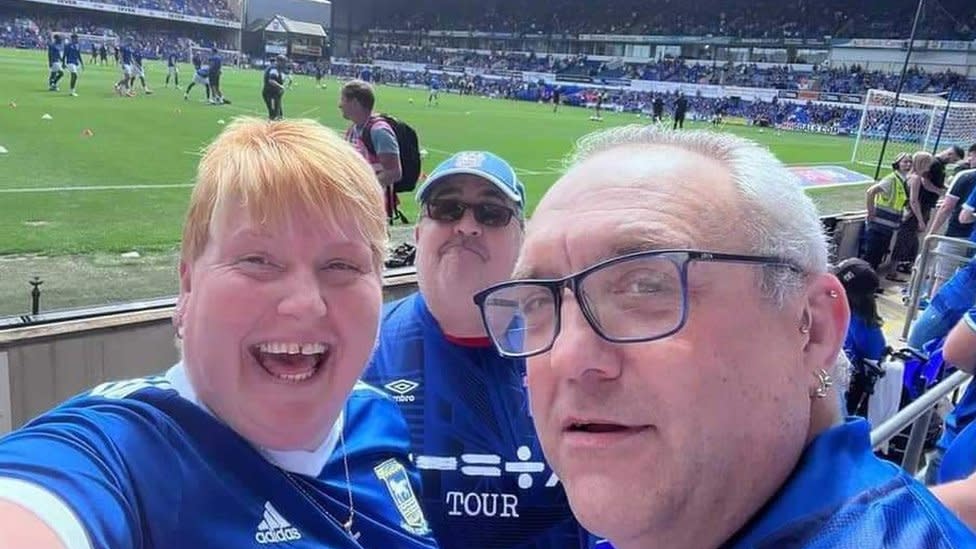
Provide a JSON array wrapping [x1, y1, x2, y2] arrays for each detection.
[[439, 237, 488, 261]]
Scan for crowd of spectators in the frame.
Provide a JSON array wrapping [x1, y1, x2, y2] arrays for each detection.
[[356, 44, 976, 101], [0, 13, 233, 58], [130, 0, 235, 20], [373, 0, 974, 40], [332, 62, 863, 134]]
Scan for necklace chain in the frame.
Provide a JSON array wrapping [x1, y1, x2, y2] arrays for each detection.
[[280, 428, 356, 538]]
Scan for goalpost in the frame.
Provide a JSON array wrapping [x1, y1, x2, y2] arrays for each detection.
[[851, 89, 976, 170], [188, 45, 242, 67]]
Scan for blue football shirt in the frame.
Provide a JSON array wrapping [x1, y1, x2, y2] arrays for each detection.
[[364, 292, 586, 549], [0, 364, 438, 549]]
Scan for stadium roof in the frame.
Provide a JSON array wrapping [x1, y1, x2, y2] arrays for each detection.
[[256, 15, 327, 37]]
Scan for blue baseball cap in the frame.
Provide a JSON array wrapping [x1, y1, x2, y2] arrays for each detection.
[[415, 151, 525, 210]]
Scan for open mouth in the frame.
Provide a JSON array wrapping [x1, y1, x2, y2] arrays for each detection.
[[250, 342, 330, 384]]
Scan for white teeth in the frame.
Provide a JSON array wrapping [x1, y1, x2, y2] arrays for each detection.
[[258, 342, 328, 355], [275, 370, 316, 383], [300, 343, 325, 355]]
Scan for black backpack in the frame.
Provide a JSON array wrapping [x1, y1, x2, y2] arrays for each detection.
[[362, 114, 422, 193]]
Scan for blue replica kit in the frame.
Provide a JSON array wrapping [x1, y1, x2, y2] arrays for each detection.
[[63, 43, 83, 65], [727, 419, 976, 548], [934, 308, 976, 482], [599, 419, 976, 549], [47, 42, 62, 64], [364, 292, 585, 549], [0, 365, 438, 549]]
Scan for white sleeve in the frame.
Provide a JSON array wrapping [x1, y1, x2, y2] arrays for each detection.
[[0, 477, 92, 549]]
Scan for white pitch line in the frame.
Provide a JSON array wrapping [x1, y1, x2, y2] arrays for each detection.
[[515, 168, 559, 176], [423, 146, 561, 178], [221, 104, 262, 116], [786, 160, 858, 167], [296, 106, 320, 117], [0, 184, 194, 193]]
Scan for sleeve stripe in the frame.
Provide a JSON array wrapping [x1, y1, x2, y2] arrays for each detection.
[[965, 310, 976, 333], [0, 477, 93, 549]]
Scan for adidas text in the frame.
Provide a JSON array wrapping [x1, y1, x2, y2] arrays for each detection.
[[256, 527, 302, 544]]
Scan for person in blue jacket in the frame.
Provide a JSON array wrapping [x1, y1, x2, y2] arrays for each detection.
[[931, 306, 976, 525], [836, 258, 887, 367], [364, 151, 586, 549], [0, 118, 437, 549], [474, 126, 976, 548]]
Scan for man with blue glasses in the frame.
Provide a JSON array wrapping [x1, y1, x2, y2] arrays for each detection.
[[364, 152, 586, 548], [474, 127, 976, 549]]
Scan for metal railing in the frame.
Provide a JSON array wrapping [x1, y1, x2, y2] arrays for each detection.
[[863, 234, 976, 475], [871, 370, 971, 475], [900, 234, 976, 340]]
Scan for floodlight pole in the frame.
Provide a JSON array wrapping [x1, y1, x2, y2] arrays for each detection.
[[873, 0, 925, 181]]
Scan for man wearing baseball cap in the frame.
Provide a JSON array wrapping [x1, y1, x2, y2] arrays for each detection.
[[364, 151, 585, 549]]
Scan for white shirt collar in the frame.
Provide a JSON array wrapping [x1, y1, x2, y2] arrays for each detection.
[[164, 363, 342, 477]]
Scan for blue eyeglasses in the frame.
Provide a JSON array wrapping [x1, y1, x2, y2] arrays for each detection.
[[473, 249, 803, 358]]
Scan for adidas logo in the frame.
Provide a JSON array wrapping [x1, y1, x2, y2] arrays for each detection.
[[255, 502, 302, 544]]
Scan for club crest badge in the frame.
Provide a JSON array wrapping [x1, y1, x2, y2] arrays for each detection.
[[374, 459, 431, 536]]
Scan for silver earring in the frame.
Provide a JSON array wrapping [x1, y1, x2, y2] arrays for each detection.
[[813, 369, 833, 399], [828, 289, 839, 299]]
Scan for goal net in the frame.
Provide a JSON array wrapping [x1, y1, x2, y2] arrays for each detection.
[[851, 89, 976, 170], [188, 46, 243, 67]]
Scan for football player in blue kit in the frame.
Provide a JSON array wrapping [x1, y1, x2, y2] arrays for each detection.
[[46, 34, 64, 91], [62, 34, 84, 96]]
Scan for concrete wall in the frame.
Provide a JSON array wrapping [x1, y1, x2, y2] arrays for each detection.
[[0, 271, 417, 434]]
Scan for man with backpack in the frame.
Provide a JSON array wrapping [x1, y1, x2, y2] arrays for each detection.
[[340, 79, 420, 225]]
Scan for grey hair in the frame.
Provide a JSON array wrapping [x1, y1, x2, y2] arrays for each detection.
[[566, 125, 829, 304]]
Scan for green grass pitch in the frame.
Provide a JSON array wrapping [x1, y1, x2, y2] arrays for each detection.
[[0, 47, 873, 256], [0, 47, 874, 315]]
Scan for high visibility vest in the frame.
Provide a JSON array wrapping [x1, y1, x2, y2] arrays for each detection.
[[872, 171, 909, 229]]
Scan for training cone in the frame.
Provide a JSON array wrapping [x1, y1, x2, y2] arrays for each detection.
[[81, 128, 94, 137], [0, 145, 8, 154], [8, 101, 15, 109], [217, 119, 225, 125], [41, 113, 52, 120]]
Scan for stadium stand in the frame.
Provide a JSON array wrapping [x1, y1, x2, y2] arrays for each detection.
[[355, 44, 976, 101], [0, 12, 235, 58], [372, 0, 975, 40]]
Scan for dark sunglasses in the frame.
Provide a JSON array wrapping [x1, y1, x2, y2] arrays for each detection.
[[425, 198, 517, 228]]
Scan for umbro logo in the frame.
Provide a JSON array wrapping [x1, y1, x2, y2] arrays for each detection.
[[385, 379, 419, 403], [255, 502, 302, 544]]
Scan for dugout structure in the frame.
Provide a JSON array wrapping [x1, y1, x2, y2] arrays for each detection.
[[851, 89, 976, 170]]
